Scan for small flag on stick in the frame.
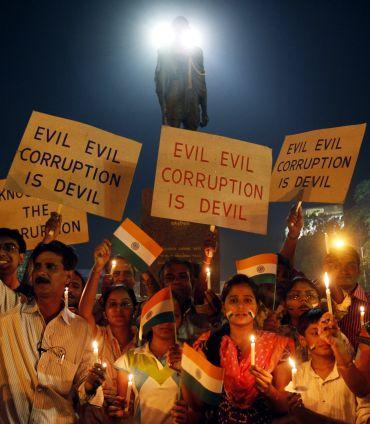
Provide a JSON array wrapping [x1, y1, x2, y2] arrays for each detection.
[[139, 287, 175, 340], [181, 343, 224, 406], [236, 253, 277, 285], [111, 218, 163, 271]]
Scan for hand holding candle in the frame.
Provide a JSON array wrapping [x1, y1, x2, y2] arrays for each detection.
[[250, 335, 256, 366], [324, 272, 333, 315]]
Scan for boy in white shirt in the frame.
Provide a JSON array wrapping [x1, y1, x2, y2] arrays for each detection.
[[285, 308, 370, 424]]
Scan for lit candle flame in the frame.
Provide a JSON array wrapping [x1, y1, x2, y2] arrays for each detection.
[[360, 306, 365, 314], [128, 373, 133, 384], [324, 272, 330, 289], [289, 357, 296, 369], [250, 334, 255, 343], [92, 340, 98, 350]]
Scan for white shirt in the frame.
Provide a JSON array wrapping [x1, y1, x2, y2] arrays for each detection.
[[285, 360, 370, 423]]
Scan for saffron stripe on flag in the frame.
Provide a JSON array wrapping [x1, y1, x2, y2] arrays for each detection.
[[114, 226, 156, 266], [141, 288, 172, 317], [121, 218, 163, 258], [141, 298, 174, 328], [236, 253, 277, 271]]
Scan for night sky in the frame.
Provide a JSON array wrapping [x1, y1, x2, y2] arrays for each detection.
[[2, 0, 370, 280]]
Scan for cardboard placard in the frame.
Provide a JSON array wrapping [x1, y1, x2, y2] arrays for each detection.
[[0, 180, 89, 250], [270, 123, 366, 203], [151, 127, 272, 234], [5, 111, 142, 221]]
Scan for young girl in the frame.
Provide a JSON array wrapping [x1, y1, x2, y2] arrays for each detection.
[[113, 294, 194, 423], [194, 274, 292, 423]]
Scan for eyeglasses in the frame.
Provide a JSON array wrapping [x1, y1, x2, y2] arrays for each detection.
[[106, 301, 133, 309], [0, 242, 19, 253]]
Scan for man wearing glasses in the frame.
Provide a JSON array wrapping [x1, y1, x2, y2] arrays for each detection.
[[0, 240, 105, 423]]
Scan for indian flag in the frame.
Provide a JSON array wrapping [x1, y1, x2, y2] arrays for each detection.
[[139, 287, 175, 340], [236, 253, 277, 285], [181, 343, 224, 406], [111, 218, 163, 271]]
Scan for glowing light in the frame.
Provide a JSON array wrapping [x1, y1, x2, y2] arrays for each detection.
[[332, 237, 346, 249], [151, 22, 202, 49], [324, 272, 330, 289]]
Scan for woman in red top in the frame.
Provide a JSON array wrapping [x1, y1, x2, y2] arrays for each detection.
[[193, 274, 292, 423]]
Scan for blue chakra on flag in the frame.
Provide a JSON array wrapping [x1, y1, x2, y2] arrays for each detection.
[[195, 368, 202, 379], [256, 265, 265, 274], [145, 310, 153, 320], [131, 242, 140, 251]]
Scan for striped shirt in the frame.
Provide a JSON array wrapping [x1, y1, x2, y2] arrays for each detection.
[[0, 281, 103, 424], [338, 284, 370, 350], [285, 360, 370, 423]]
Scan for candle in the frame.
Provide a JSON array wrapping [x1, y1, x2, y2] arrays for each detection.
[[125, 373, 134, 411], [206, 267, 211, 291], [111, 259, 117, 275], [360, 306, 365, 327], [210, 225, 215, 233], [289, 357, 297, 388], [324, 232, 330, 254], [324, 272, 333, 314], [92, 340, 99, 364], [64, 287, 69, 309], [250, 335, 255, 366]]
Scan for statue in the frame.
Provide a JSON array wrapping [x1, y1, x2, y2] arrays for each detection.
[[155, 16, 209, 131]]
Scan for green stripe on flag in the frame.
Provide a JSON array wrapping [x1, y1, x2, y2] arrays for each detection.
[[249, 273, 276, 285], [142, 312, 175, 336], [111, 236, 148, 271], [182, 371, 222, 406]]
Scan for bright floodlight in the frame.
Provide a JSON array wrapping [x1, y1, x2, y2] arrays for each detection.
[[151, 22, 202, 49]]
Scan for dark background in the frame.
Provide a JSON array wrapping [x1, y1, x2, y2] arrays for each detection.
[[2, 0, 370, 280]]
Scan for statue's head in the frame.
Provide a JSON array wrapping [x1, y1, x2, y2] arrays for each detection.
[[172, 16, 190, 34]]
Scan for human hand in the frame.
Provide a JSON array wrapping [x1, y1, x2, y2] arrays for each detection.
[[171, 400, 189, 424], [84, 363, 106, 395], [287, 203, 303, 239], [318, 312, 341, 346], [200, 113, 209, 128], [93, 239, 111, 272], [203, 229, 217, 261], [287, 392, 304, 413], [106, 395, 131, 418], [166, 343, 182, 371], [43, 212, 62, 243], [250, 365, 273, 395]]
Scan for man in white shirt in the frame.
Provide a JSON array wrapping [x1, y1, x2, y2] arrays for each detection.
[[0, 241, 105, 424]]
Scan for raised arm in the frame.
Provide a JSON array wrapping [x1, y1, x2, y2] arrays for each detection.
[[279, 203, 303, 267], [79, 239, 111, 333]]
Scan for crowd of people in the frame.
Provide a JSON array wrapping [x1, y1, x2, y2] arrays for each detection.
[[0, 204, 369, 423]]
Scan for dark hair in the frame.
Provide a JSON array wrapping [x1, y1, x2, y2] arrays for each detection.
[[330, 246, 360, 267], [31, 241, 78, 270], [0, 228, 27, 253], [221, 274, 259, 303], [283, 276, 320, 300], [297, 308, 324, 336], [72, 270, 86, 289], [105, 255, 136, 277], [158, 257, 193, 285], [102, 284, 137, 309]]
